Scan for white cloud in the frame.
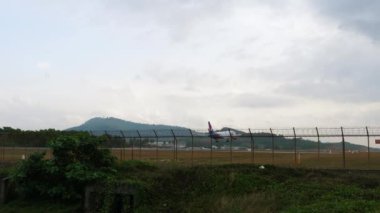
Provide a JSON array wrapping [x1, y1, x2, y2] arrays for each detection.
[[1, 0, 379, 130], [310, 0, 380, 41], [36, 62, 51, 70]]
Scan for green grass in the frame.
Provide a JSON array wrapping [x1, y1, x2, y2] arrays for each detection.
[[128, 163, 380, 212], [1, 162, 380, 212], [0, 200, 80, 213]]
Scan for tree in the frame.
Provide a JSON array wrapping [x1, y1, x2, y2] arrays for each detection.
[[11, 133, 116, 200]]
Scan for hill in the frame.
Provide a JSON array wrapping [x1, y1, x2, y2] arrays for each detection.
[[66, 117, 187, 131]]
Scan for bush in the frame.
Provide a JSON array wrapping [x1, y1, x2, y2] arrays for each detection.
[[11, 134, 116, 200]]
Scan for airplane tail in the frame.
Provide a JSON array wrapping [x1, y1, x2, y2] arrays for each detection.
[[208, 121, 213, 133]]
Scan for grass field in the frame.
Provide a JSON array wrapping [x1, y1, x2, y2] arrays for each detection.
[[2, 161, 380, 212], [1, 152, 380, 212], [1, 146, 380, 169]]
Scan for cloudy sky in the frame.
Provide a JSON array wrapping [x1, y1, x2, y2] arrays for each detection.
[[1, 0, 380, 130]]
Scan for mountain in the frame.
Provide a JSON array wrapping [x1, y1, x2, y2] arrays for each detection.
[[66, 117, 187, 131]]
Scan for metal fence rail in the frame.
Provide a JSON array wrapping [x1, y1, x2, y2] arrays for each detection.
[[1, 127, 380, 169], [97, 127, 380, 137], [88, 127, 380, 169]]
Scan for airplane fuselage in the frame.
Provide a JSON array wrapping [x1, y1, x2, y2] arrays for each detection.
[[208, 121, 240, 141]]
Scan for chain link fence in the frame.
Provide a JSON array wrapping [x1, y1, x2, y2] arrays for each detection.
[[1, 127, 380, 169]]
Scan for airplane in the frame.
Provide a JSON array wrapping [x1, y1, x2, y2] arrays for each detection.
[[208, 121, 240, 142]]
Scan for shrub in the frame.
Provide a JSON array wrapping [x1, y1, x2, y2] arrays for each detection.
[[11, 134, 116, 200]]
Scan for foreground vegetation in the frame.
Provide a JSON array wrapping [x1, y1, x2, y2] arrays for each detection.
[[1, 162, 380, 212], [0, 134, 379, 212], [130, 163, 380, 212]]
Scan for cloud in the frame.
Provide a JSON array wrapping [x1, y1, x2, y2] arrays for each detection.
[[311, 0, 380, 41], [277, 80, 380, 103], [36, 62, 51, 70], [103, 0, 233, 42], [233, 93, 295, 108], [277, 41, 380, 103], [2, 0, 380, 129], [0, 95, 67, 129]]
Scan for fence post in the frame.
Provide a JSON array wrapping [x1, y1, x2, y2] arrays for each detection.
[[316, 127, 320, 161], [170, 129, 177, 161], [210, 134, 213, 165], [189, 129, 194, 166], [116, 132, 121, 160], [131, 137, 134, 160], [1, 132, 3, 162], [104, 130, 109, 157], [106, 131, 115, 159], [153, 130, 158, 162], [1, 134, 3, 162], [104, 130, 108, 142], [293, 127, 297, 165], [341, 127, 346, 169], [248, 128, 254, 164], [136, 130, 142, 160], [366, 126, 370, 164], [270, 128, 274, 164], [228, 129, 233, 164], [120, 131, 125, 161]]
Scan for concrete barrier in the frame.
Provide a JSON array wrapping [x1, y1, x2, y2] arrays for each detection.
[[0, 177, 11, 204]]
